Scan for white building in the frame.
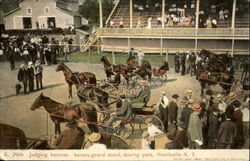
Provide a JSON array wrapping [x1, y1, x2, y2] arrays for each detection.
[[3, 0, 88, 30]]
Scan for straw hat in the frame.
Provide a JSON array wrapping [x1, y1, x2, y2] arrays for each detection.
[[228, 92, 237, 100], [139, 80, 148, 86], [20, 64, 26, 68], [28, 61, 33, 66], [217, 93, 224, 100], [188, 99, 195, 104], [185, 89, 193, 95], [145, 118, 153, 124], [192, 104, 201, 111], [161, 91, 166, 95], [180, 99, 187, 104], [89, 133, 101, 142]]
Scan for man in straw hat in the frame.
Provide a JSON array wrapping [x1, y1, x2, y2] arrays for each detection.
[[157, 91, 169, 133], [88, 132, 107, 150], [145, 118, 163, 149], [104, 94, 132, 127], [17, 64, 28, 94], [183, 89, 193, 102], [187, 104, 203, 149], [27, 61, 35, 92], [54, 120, 85, 149], [180, 98, 194, 130]]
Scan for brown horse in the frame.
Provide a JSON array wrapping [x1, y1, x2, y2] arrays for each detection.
[[56, 63, 97, 98], [0, 123, 28, 149], [100, 56, 133, 83], [153, 61, 169, 77], [135, 60, 152, 80], [30, 93, 98, 135], [127, 57, 139, 68], [198, 71, 234, 96]]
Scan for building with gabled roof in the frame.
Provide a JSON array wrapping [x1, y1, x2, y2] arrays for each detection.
[[3, 0, 88, 30]]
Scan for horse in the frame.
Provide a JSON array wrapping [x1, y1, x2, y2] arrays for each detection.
[[100, 56, 133, 83], [0, 123, 28, 149], [56, 63, 97, 98], [127, 57, 139, 68], [153, 61, 169, 77], [197, 71, 234, 96], [135, 61, 152, 80], [30, 93, 98, 135]]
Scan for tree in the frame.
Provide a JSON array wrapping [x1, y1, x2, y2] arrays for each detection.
[[79, 0, 114, 26]]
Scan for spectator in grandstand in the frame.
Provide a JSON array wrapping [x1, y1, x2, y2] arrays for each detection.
[[154, 3, 161, 10], [157, 15, 162, 25], [109, 19, 114, 28], [146, 17, 152, 29], [137, 49, 145, 66], [219, 9, 225, 20], [136, 17, 142, 28], [224, 8, 229, 20], [212, 18, 217, 28], [205, 17, 212, 28], [119, 18, 124, 28], [138, 5, 144, 16]]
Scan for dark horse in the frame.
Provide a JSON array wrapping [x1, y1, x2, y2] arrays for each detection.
[[198, 71, 234, 96], [100, 56, 133, 83], [56, 63, 97, 98], [199, 49, 232, 73], [152, 61, 169, 77], [135, 60, 152, 80], [30, 93, 98, 135], [0, 123, 50, 149]]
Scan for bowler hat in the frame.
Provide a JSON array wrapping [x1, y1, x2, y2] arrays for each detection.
[[120, 94, 126, 99], [172, 94, 179, 98], [188, 99, 194, 104]]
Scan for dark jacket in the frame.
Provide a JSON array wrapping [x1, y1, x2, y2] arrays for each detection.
[[116, 100, 132, 117], [232, 109, 243, 136], [217, 120, 237, 144], [208, 113, 219, 139], [181, 106, 193, 129], [27, 67, 34, 80], [168, 101, 178, 123], [17, 68, 28, 82]]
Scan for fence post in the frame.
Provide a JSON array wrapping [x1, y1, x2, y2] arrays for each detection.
[[165, 49, 168, 62], [112, 48, 115, 64], [88, 48, 91, 64]]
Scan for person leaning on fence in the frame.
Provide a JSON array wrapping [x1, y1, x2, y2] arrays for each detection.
[[104, 94, 132, 127], [88, 132, 107, 150]]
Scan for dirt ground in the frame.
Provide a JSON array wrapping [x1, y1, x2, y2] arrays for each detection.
[[0, 60, 244, 149]]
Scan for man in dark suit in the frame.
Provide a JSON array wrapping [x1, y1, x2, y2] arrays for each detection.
[[216, 113, 237, 149], [231, 101, 243, 149], [54, 120, 85, 149], [207, 108, 220, 149], [174, 53, 180, 73], [27, 61, 35, 92], [17, 64, 28, 94], [181, 53, 186, 75], [168, 94, 179, 124], [104, 94, 132, 127]]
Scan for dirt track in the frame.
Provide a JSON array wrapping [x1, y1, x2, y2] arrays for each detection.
[[0, 61, 229, 149]]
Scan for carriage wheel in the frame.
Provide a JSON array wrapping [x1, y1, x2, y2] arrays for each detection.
[[154, 77, 164, 87], [81, 139, 92, 149], [116, 122, 134, 139], [139, 116, 164, 133], [37, 134, 57, 149]]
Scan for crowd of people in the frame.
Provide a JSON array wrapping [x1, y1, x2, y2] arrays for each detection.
[[0, 34, 74, 95]]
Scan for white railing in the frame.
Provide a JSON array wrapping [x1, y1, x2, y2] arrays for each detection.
[[97, 28, 249, 38]]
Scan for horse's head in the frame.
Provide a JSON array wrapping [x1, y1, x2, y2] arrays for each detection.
[[112, 65, 120, 73], [55, 63, 65, 72], [30, 93, 45, 111], [100, 56, 106, 63]]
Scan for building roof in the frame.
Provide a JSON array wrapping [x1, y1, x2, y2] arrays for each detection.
[[4, 7, 21, 17]]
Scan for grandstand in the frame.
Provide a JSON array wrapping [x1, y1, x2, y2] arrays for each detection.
[[92, 0, 249, 55]]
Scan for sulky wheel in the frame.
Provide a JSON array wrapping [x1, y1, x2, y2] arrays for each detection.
[[154, 77, 164, 87], [139, 116, 164, 133], [116, 122, 134, 139]]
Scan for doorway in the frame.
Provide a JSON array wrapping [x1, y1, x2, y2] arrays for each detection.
[[47, 17, 56, 28], [23, 17, 32, 29]]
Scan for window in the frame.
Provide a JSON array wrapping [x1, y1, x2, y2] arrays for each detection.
[[27, 8, 32, 15], [44, 7, 50, 14]]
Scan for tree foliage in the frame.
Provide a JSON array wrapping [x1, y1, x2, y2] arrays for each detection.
[[79, 0, 115, 26]]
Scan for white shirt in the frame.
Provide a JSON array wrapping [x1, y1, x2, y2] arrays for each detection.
[[138, 51, 145, 58], [22, 50, 29, 55], [212, 19, 217, 25], [242, 108, 249, 122], [218, 101, 227, 113], [160, 96, 169, 108], [141, 138, 151, 149], [147, 124, 162, 138], [88, 143, 107, 150]]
